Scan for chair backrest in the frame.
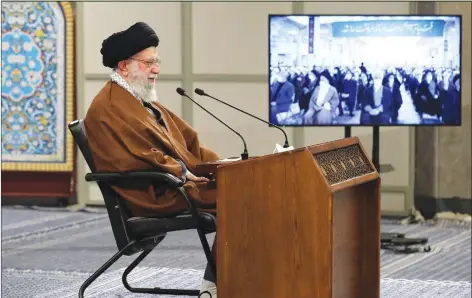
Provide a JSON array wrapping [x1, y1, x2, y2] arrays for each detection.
[[68, 119, 134, 250]]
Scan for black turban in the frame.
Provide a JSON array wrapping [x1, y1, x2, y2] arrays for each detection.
[[100, 22, 159, 68], [320, 69, 332, 84]]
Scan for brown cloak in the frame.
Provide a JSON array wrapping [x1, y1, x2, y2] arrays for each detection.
[[83, 81, 219, 217]]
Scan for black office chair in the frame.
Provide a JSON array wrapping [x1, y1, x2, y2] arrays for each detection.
[[68, 119, 217, 298]]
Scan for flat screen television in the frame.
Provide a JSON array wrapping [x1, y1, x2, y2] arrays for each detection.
[[268, 15, 462, 126]]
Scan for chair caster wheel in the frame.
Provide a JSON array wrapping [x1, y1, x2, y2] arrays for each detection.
[[423, 245, 431, 252]]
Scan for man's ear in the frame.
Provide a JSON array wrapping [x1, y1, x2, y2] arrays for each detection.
[[117, 60, 129, 76]]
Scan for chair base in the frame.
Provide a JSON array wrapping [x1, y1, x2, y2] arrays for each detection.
[[79, 229, 214, 297], [126, 287, 200, 296], [122, 246, 200, 296]]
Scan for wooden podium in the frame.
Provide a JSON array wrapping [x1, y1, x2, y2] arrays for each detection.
[[198, 137, 380, 298]]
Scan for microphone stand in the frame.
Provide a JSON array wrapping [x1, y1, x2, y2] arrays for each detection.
[[195, 88, 290, 148], [176, 88, 249, 160]]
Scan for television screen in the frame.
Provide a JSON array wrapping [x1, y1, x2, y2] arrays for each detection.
[[269, 15, 462, 126]]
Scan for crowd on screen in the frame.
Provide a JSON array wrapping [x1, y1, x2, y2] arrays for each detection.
[[269, 63, 461, 125]]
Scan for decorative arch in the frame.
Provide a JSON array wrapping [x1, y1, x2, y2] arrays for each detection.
[[1, 2, 74, 171]]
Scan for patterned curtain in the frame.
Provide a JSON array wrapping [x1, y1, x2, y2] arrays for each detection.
[[1, 2, 74, 171]]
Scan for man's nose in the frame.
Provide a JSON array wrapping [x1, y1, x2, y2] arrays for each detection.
[[151, 65, 160, 74]]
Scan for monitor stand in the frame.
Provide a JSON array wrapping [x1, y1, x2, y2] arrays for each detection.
[[343, 126, 430, 253], [344, 126, 379, 170]]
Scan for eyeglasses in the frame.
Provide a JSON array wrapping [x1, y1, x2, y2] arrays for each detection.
[[129, 57, 161, 68]]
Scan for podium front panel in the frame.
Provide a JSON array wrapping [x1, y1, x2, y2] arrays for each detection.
[[313, 143, 375, 185]]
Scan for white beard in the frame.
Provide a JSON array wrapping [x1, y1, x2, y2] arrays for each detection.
[[134, 84, 158, 103], [128, 62, 159, 103]]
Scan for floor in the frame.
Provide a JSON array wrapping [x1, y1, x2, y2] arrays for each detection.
[[1, 205, 471, 297]]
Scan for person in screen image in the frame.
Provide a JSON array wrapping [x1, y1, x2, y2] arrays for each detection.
[[298, 71, 318, 113], [436, 71, 444, 86], [385, 73, 403, 124], [83, 22, 219, 297], [414, 70, 442, 120], [293, 72, 307, 105], [441, 74, 461, 125], [407, 69, 421, 97], [270, 70, 295, 124], [303, 70, 339, 125], [270, 68, 280, 85], [359, 62, 367, 74], [357, 72, 369, 111], [338, 70, 358, 117], [360, 70, 393, 125], [396, 71, 406, 89], [331, 67, 343, 94]]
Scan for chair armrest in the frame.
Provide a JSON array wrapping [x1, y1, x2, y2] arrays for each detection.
[[85, 171, 184, 188], [85, 171, 216, 209]]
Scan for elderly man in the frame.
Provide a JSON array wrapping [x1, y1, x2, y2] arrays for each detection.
[[303, 70, 339, 125], [270, 70, 295, 124], [83, 22, 218, 297], [360, 70, 393, 125]]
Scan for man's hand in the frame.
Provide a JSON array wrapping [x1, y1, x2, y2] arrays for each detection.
[[186, 171, 210, 182], [323, 102, 331, 110], [370, 109, 380, 116]]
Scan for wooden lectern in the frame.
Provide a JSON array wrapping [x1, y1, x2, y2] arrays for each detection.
[[197, 137, 380, 298]]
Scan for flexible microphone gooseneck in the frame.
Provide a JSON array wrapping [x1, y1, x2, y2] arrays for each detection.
[[176, 87, 249, 160], [194, 88, 290, 148]]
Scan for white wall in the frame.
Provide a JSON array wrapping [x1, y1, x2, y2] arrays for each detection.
[[76, 1, 415, 214], [191, 2, 294, 157]]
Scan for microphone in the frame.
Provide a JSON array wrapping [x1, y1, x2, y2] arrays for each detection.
[[194, 88, 290, 148], [176, 87, 249, 160]]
